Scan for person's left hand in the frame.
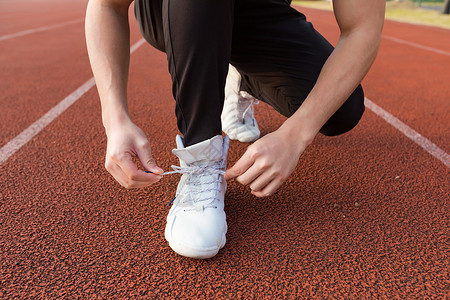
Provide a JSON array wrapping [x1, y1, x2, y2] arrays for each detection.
[[225, 126, 312, 197]]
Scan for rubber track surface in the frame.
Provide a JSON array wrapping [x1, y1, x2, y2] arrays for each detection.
[[1, 1, 448, 298]]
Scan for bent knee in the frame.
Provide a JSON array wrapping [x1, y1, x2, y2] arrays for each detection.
[[320, 85, 365, 136]]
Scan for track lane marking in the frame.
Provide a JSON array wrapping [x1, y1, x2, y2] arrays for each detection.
[[0, 38, 146, 165], [0, 18, 84, 42], [365, 98, 449, 168], [382, 35, 450, 57]]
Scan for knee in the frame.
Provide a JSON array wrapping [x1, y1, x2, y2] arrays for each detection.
[[320, 85, 365, 136]]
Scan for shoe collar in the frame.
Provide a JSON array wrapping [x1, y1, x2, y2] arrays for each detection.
[[172, 135, 228, 166]]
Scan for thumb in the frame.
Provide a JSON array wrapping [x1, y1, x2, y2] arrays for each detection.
[[136, 145, 164, 175]]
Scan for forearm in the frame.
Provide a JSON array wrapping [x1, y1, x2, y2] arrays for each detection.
[[85, 0, 132, 131], [281, 28, 381, 143]]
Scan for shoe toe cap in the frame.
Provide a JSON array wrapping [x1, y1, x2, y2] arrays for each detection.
[[166, 212, 227, 257]]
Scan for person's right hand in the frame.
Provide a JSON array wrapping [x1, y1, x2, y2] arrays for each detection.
[[104, 120, 164, 189]]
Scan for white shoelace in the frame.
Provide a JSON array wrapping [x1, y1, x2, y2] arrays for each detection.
[[146, 165, 225, 176], [160, 165, 225, 176], [240, 95, 259, 124], [150, 163, 226, 209]]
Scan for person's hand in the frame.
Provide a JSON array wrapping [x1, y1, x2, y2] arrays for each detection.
[[104, 120, 163, 189], [225, 126, 312, 197]]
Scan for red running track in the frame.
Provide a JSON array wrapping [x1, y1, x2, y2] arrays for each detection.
[[0, 1, 449, 298]]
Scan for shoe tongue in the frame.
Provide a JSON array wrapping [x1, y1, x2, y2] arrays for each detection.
[[172, 135, 224, 166]]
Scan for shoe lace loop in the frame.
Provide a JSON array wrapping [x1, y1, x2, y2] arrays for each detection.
[[240, 92, 259, 124]]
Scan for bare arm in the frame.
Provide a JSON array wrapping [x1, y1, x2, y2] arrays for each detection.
[[86, 0, 132, 127], [85, 0, 163, 188], [226, 0, 385, 197], [282, 0, 386, 140]]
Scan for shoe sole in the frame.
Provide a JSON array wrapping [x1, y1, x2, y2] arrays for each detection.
[[167, 232, 227, 259]]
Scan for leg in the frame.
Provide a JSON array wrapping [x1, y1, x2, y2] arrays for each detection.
[[231, 0, 365, 136], [135, 0, 234, 260], [135, 0, 234, 146]]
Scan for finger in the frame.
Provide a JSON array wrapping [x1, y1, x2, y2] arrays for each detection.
[[113, 153, 162, 183], [107, 161, 134, 188], [109, 162, 157, 189], [225, 148, 255, 180], [108, 165, 129, 188], [235, 163, 265, 186], [252, 178, 282, 198], [248, 170, 275, 192], [135, 142, 164, 175]]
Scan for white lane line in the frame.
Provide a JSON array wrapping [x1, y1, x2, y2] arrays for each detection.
[[383, 35, 450, 57], [0, 38, 146, 165], [365, 97, 450, 168], [130, 39, 145, 53], [0, 18, 84, 42]]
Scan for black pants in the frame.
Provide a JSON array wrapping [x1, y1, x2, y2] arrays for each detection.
[[135, 0, 365, 146]]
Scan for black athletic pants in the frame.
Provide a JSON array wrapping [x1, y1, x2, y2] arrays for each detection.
[[135, 0, 365, 146]]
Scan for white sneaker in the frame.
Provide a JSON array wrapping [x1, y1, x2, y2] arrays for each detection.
[[165, 135, 229, 259], [221, 65, 261, 143]]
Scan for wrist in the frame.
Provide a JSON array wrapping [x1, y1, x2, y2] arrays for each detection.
[[101, 104, 131, 134], [279, 115, 319, 146]]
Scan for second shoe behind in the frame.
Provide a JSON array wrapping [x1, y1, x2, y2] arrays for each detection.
[[221, 65, 261, 143]]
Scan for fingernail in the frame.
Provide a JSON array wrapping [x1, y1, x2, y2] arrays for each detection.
[[152, 167, 163, 173], [146, 170, 163, 178]]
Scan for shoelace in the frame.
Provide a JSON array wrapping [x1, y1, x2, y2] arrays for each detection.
[[240, 94, 260, 124], [148, 164, 225, 208], [161, 165, 225, 176], [146, 165, 225, 176]]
